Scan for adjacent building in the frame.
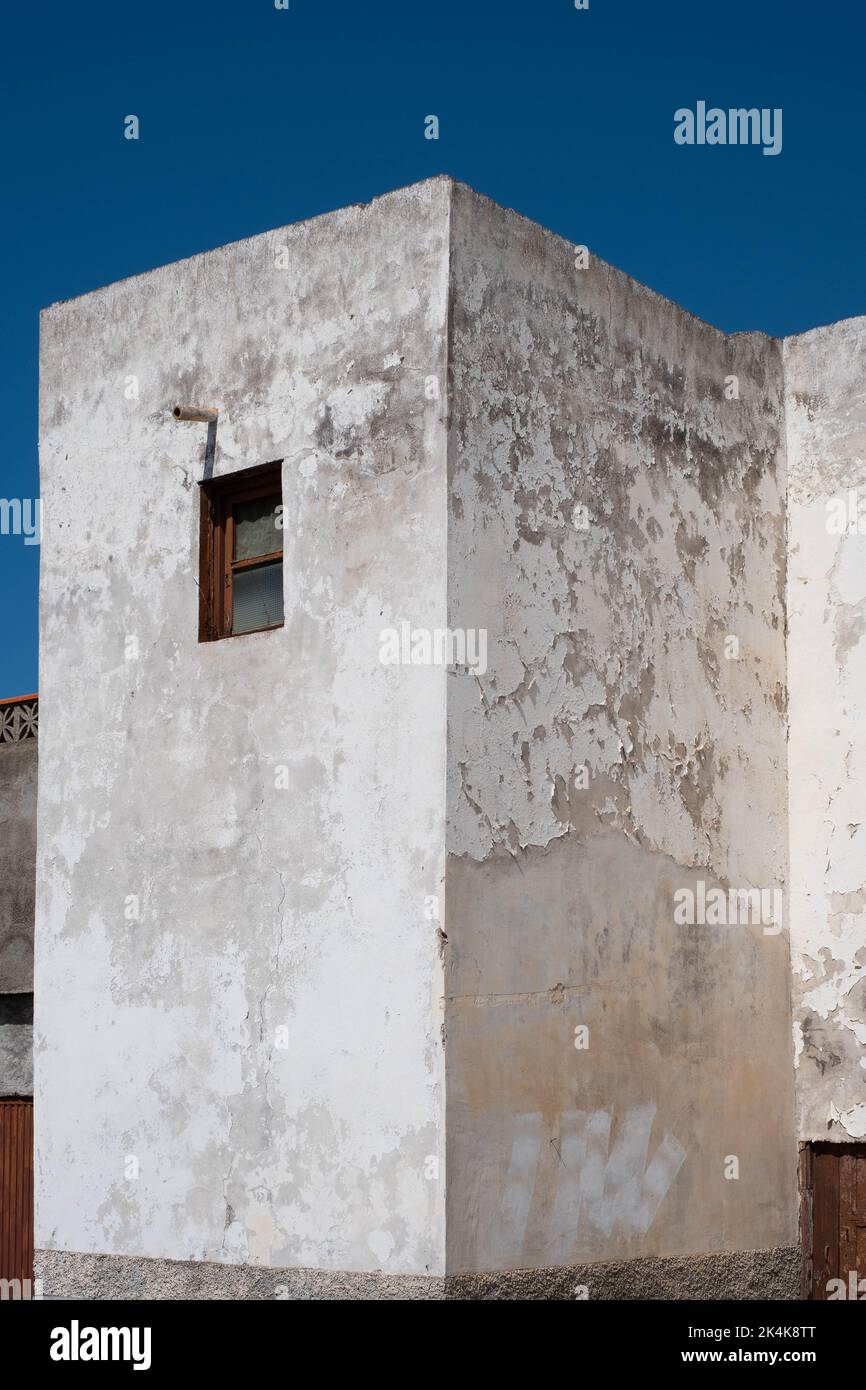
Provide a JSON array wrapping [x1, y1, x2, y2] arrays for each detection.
[[0, 694, 37, 1289]]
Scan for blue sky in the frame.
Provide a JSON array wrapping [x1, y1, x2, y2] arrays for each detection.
[[1, 0, 862, 696]]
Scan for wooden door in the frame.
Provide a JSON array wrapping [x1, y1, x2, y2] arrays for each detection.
[[801, 1142, 866, 1299], [0, 1099, 34, 1290]]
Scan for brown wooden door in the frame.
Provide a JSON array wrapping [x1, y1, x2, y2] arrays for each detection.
[[0, 1099, 34, 1287], [802, 1142, 866, 1299]]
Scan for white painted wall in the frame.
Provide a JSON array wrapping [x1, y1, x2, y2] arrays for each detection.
[[786, 316, 866, 1141], [445, 184, 798, 1271], [36, 175, 866, 1285], [36, 180, 450, 1275]]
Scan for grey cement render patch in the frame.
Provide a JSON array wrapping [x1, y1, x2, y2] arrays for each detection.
[[37, 1246, 799, 1301], [0, 1022, 33, 1095], [0, 740, 37, 993]]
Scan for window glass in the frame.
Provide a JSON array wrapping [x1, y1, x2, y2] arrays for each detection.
[[232, 560, 284, 635], [233, 495, 281, 561]]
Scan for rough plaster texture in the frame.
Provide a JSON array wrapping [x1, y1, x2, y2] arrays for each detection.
[[37, 179, 450, 1277], [0, 740, 37, 993], [444, 184, 797, 1273], [36, 1243, 797, 1301], [0, 1024, 33, 1096], [36, 177, 866, 1296], [449, 1244, 800, 1301], [35, 1248, 445, 1301], [786, 319, 866, 1142]]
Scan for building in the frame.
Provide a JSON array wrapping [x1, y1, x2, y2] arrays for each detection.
[[0, 694, 37, 1291], [30, 178, 866, 1299]]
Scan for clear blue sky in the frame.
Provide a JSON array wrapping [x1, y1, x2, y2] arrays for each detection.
[[1, 0, 862, 697]]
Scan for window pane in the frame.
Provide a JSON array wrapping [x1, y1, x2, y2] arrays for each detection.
[[233, 494, 282, 561], [232, 560, 284, 635]]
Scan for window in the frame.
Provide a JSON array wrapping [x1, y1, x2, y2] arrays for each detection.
[[0, 993, 33, 1026], [199, 461, 284, 641]]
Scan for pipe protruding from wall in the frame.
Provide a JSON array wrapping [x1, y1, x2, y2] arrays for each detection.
[[172, 404, 219, 423]]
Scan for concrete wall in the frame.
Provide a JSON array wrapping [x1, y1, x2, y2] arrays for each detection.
[[785, 316, 866, 1142], [0, 738, 37, 996], [36, 179, 450, 1277], [444, 184, 798, 1275], [0, 997, 33, 1097], [0, 734, 37, 1097]]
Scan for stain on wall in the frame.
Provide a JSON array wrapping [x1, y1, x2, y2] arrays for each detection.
[[786, 318, 866, 1142], [36, 180, 451, 1276], [35, 176, 864, 1290], [444, 183, 798, 1273]]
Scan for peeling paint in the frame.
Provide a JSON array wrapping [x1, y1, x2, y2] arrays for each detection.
[[786, 318, 866, 1141], [36, 179, 452, 1275], [444, 182, 796, 1274], [33, 177, 866, 1289]]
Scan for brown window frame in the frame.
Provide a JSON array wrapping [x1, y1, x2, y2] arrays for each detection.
[[198, 460, 284, 642]]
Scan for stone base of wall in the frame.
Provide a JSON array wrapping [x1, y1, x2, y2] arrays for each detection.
[[451, 1246, 801, 1300], [36, 1245, 801, 1301], [34, 1249, 445, 1300]]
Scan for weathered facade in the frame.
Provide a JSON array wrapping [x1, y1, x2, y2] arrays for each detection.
[[0, 696, 37, 1291], [444, 186, 796, 1293], [0, 696, 37, 1099], [34, 179, 865, 1298], [37, 179, 450, 1294], [785, 321, 866, 1145]]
